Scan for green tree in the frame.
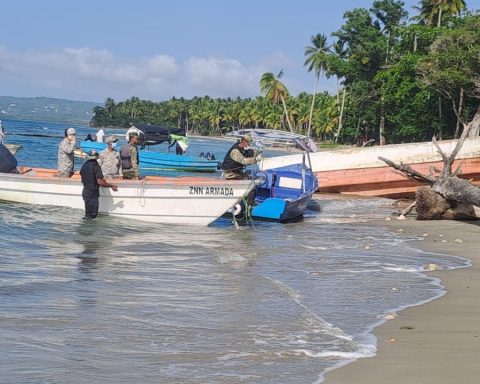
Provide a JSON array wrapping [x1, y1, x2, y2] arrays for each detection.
[[259, 71, 294, 132], [304, 33, 330, 137]]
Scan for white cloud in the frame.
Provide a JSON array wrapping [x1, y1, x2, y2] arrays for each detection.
[[0, 46, 302, 102]]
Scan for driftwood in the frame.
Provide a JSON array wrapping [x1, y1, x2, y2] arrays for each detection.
[[379, 126, 480, 220]]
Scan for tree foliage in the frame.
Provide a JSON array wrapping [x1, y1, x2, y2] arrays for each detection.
[[91, 1, 480, 145]]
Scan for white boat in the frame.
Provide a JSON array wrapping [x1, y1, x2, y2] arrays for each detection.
[[0, 167, 254, 225], [260, 137, 480, 198]]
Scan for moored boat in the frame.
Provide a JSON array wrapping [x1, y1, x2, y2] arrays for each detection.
[[0, 167, 254, 225], [80, 141, 219, 172], [260, 137, 480, 198], [250, 162, 318, 222]]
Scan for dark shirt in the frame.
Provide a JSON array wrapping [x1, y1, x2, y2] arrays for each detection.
[[80, 159, 104, 198]]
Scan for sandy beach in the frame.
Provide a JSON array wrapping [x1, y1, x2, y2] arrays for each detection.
[[324, 218, 480, 384]]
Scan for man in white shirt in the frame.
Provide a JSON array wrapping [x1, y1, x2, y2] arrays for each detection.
[[96, 128, 105, 142]]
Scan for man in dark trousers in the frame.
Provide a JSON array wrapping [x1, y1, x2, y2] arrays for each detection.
[[80, 149, 118, 220]]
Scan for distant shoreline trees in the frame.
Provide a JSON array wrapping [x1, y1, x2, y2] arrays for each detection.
[[91, 0, 479, 145]]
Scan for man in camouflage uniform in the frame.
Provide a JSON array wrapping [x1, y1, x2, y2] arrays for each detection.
[[120, 132, 140, 179], [58, 127, 77, 177], [221, 134, 261, 180], [98, 135, 122, 178]]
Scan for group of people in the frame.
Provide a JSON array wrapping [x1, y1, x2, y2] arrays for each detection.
[[57, 127, 142, 219], [55, 128, 260, 220]]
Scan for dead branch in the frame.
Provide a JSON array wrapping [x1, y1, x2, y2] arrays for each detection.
[[378, 156, 436, 184]]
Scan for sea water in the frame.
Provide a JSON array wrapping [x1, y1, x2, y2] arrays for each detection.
[[0, 119, 469, 383]]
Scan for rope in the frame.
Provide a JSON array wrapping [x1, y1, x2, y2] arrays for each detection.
[[137, 177, 147, 207]]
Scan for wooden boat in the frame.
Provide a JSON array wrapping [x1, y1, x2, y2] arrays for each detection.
[[5, 143, 22, 155], [260, 137, 480, 198], [80, 141, 219, 172], [0, 167, 254, 225]]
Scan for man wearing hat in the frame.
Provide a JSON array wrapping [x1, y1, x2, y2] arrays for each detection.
[[80, 149, 118, 220], [98, 135, 122, 178], [57, 127, 77, 177], [221, 133, 262, 180], [120, 132, 140, 179]]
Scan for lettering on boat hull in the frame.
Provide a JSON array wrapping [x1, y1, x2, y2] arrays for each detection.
[[189, 186, 234, 196]]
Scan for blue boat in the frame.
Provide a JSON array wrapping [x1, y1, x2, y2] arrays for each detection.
[[231, 159, 318, 223], [79, 141, 219, 172]]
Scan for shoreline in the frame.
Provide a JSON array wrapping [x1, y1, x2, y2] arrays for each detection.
[[323, 218, 480, 384]]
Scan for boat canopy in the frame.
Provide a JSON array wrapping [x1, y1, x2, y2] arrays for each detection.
[[132, 124, 186, 147]]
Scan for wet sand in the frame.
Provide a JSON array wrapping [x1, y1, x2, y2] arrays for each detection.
[[324, 218, 480, 384]]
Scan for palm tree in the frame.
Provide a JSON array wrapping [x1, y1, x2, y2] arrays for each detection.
[[304, 33, 330, 137], [414, 0, 466, 27], [259, 70, 294, 133]]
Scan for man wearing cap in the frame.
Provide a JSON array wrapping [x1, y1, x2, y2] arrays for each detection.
[[80, 150, 118, 220], [98, 135, 122, 178], [120, 132, 140, 179], [57, 127, 77, 177], [221, 133, 262, 180]]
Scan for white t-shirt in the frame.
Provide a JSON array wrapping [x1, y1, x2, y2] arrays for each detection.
[[96, 128, 105, 142]]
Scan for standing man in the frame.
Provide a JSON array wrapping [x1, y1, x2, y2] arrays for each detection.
[[96, 128, 105, 142], [80, 149, 118, 220], [58, 127, 77, 177], [120, 132, 140, 179], [221, 134, 262, 179], [98, 135, 122, 177]]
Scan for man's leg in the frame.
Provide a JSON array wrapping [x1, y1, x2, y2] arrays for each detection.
[[84, 196, 99, 219]]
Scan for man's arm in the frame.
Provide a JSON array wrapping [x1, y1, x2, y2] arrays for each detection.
[[129, 146, 140, 178], [230, 148, 255, 165], [60, 139, 76, 154], [97, 178, 118, 191]]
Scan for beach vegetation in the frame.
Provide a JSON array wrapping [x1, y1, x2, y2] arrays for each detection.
[[91, 0, 479, 145]]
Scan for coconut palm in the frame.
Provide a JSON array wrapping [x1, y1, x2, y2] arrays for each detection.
[[414, 0, 466, 26], [304, 33, 330, 137], [259, 70, 294, 132]]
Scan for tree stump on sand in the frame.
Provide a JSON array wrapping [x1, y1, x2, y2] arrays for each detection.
[[416, 186, 480, 220]]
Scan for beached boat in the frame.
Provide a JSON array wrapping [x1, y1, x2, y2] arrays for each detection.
[[5, 143, 22, 155], [0, 167, 254, 225], [260, 137, 480, 198], [79, 141, 219, 172]]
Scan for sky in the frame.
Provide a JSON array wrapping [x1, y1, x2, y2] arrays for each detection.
[[1, 0, 479, 103]]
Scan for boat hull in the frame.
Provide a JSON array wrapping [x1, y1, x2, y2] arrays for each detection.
[[0, 168, 253, 225], [80, 141, 219, 172], [261, 137, 480, 198], [251, 193, 312, 222]]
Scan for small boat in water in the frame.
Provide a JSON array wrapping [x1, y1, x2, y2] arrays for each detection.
[[260, 137, 480, 198], [232, 154, 318, 223], [80, 141, 219, 172], [251, 163, 318, 222], [81, 124, 219, 172], [0, 167, 254, 225]]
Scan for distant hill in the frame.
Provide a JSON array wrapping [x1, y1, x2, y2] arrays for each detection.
[[0, 96, 102, 124]]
